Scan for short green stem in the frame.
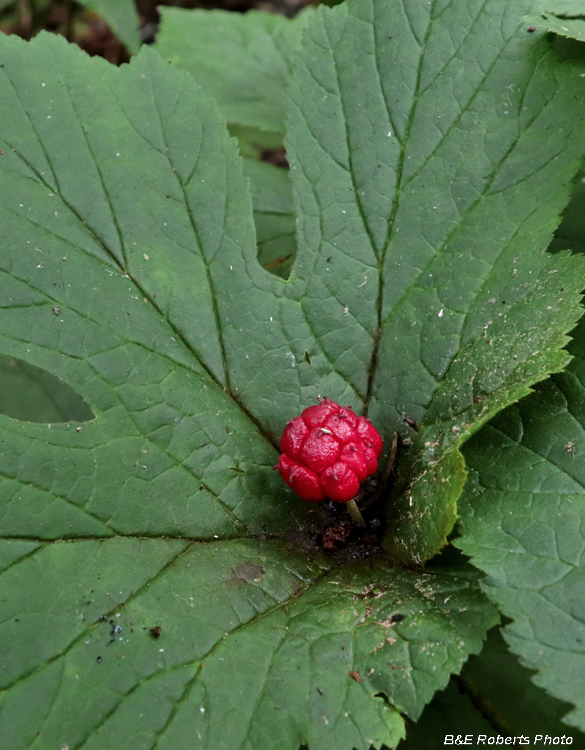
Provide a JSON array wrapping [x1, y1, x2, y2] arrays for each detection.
[[346, 499, 366, 528]]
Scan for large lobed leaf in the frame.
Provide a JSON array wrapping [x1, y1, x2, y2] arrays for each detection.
[[457, 313, 585, 732], [0, 25, 498, 749], [284, 0, 585, 561], [0, 539, 497, 750], [0, 0, 585, 744]]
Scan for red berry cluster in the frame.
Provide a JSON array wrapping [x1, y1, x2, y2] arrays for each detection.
[[277, 398, 383, 502]]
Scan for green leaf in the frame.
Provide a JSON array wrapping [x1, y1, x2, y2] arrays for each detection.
[[539, 2, 585, 43], [0, 31, 298, 540], [388, 447, 466, 565], [0, 29, 499, 747], [550, 167, 585, 256], [401, 626, 585, 747], [539, 6, 585, 258], [456, 314, 585, 732], [244, 158, 296, 278], [283, 0, 585, 562], [461, 628, 585, 740], [0, 539, 497, 750], [0, 355, 93, 423], [153, 7, 313, 141], [78, 0, 141, 54]]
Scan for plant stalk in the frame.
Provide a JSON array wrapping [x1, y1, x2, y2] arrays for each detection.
[[346, 499, 366, 528]]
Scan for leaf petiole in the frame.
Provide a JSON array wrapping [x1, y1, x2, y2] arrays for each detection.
[[346, 498, 366, 528]]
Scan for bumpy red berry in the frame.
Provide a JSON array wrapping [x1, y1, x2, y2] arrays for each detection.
[[277, 398, 383, 503]]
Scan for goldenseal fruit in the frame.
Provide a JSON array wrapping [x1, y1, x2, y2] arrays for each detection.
[[277, 398, 383, 502]]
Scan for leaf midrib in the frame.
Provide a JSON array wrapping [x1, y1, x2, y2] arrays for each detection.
[[364, 0, 436, 413]]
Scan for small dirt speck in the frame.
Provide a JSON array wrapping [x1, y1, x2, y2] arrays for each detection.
[[150, 626, 162, 639]]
